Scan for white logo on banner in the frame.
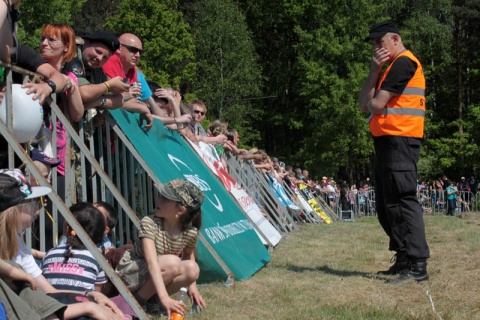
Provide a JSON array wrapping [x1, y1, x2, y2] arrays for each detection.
[[168, 154, 223, 212]]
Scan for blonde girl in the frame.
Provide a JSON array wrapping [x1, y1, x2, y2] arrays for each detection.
[[0, 169, 124, 320]]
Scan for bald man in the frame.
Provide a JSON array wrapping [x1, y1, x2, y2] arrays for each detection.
[[102, 33, 153, 129]]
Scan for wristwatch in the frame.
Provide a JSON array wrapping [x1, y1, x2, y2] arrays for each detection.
[[46, 80, 56, 94], [99, 97, 106, 108]]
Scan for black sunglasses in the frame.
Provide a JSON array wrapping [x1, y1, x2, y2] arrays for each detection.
[[121, 43, 143, 55], [194, 110, 205, 116]]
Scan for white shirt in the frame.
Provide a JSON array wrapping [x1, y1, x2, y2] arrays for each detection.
[[13, 233, 42, 278]]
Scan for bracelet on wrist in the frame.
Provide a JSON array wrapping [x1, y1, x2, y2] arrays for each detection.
[[103, 81, 110, 94], [84, 290, 92, 297]]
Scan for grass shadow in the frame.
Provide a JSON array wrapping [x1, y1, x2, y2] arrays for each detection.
[[287, 265, 390, 281]]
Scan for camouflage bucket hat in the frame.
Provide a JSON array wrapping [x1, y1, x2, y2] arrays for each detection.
[[157, 179, 204, 212]]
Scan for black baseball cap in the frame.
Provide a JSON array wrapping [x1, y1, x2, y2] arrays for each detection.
[[83, 31, 120, 53], [364, 21, 400, 42], [0, 169, 51, 211]]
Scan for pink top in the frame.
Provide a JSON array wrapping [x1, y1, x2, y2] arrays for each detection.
[[50, 72, 78, 176]]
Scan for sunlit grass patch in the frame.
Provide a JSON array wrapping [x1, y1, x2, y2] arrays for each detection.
[[152, 214, 480, 320]]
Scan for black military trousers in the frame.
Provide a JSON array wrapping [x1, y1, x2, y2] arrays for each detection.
[[374, 136, 430, 259]]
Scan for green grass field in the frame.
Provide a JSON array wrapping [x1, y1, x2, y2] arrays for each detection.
[[156, 213, 480, 320]]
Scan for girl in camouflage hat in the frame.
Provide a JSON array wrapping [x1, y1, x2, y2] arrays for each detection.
[[116, 178, 206, 318]]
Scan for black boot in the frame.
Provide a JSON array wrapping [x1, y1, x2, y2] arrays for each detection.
[[389, 259, 429, 284], [377, 251, 409, 275]]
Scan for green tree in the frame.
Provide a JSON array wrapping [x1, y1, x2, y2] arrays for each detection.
[[292, 0, 385, 182], [105, 0, 196, 89], [17, 0, 86, 48], [240, 0, 307, 163], [71, 0, 120, 34], [181, 0, 263, 146], [241, 0, 383, 181]]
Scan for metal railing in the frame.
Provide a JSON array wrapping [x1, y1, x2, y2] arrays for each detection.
[[321, 187, 479, 218], [223, 152, 299, 233], [416, 189, 479, 214], [0, 61, 148, 319]]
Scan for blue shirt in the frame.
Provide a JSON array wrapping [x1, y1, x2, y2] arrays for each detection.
[[136, 71, 152, 102]]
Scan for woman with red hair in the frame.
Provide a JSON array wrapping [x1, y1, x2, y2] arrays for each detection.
[[40, 23, 83, 121], [38, 24, 84, 249]]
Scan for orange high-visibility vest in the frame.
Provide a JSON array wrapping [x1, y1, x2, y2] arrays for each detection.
[[370, 50, 426, 138]]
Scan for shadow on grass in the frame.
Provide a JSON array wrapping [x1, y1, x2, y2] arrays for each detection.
[[287, 265, 390, 281]]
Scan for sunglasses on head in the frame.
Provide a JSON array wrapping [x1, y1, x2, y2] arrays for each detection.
[[121, 43, 143, 55], [194, 110, 205, 116]]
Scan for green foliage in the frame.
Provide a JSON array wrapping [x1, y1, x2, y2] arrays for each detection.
[[17, 0, 87, 48], [293, 0, 382, 181], [71, 0, 120, 34], [181, 0, 263, 146], [240, 0, 310, 162], [105, 0, 196, 89]]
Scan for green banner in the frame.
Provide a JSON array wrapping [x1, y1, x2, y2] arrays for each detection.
[[109, 110, 270, 282]]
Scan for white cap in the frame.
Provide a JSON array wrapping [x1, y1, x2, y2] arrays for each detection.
[[26, 186, 52, 199], [180, 287, 188, 293]]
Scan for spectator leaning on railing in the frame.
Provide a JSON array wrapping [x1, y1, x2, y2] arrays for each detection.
[[147, 82, 192, 130], [189, 100, 208, 137], [0, 0, 52, 99], [102, 32, 153, 130], [63, 31, 130, 113]]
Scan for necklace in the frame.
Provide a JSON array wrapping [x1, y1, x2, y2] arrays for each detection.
[[162, 222, 184, 259]]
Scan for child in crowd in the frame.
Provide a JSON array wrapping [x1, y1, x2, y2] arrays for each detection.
[[115, 179, 207, 318], [95, 201, 118, 251], [0, 169, 67, 320], [29, 147, 61, 253], [58, 201, 117, 251], [42, 202, 107, 292], [0, 169, 124, 320]]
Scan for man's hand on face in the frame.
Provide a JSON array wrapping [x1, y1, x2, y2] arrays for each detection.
[[154, 88, 182, 106], [371, 47, 390, 69]]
